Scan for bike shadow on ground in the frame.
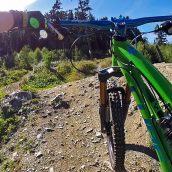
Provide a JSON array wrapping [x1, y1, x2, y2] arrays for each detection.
[[125, 143, 159, 161]]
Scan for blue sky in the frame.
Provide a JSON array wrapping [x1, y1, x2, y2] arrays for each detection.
[[26, 0, 172, 43], [2, 0, 168, 43]]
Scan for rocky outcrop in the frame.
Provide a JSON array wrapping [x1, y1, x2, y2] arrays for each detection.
[[1, 91, 32, 117]]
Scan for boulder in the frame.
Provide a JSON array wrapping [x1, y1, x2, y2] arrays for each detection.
[[1, 91, 32, 117], [50, 94, 69, 109]]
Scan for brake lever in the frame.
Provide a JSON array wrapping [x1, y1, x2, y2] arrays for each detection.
[[47, 22, 64, 40]]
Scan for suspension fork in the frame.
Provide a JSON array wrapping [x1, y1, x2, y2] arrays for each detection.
[[98, 67, 124, 133], [99, 80, 108, 133]]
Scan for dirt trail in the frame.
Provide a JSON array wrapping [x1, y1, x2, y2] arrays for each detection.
[[1, 63, 172, 172]]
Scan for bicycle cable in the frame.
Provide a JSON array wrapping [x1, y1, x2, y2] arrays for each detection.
[[66, 29, 106, 74], [130, 30, 155, 45]]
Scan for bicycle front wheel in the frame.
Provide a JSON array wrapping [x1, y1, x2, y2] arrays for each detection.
[[106, 83, 126, 171]]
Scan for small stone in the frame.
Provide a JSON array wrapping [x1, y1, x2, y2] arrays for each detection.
[[12, 152, 18, 161], [56, 125, 63, 129], [80, 165, 86, 170], [92, 138, 101, 143], [88, 83, 94, 87], [41, 114, 48, 118], [37, 133, 43, 140], [95, 85, 99, 89], [35, 151, 43, 158], [86, 128, 93, 133], [96, 132, 103, 138], [49, 167, 54, 172], [46, 110, 52, 115], [54, 116, 58, 119], [45, 128, 55, 132]]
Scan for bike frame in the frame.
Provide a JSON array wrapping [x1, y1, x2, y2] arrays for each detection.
[[111, 39, 172, 171], [58, 15, 172, 171]]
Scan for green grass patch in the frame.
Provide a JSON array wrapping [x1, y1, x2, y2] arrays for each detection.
[[0, 116, 20, 143], [56, 61, 72, 76], [74, 60, 97, 73], [21, 68, 64, 91], [22, 58, 114, 91], [0, 89, 6, 101], [0, 69, 28, 87], [1, 159, 15, 172], [98, 57, 113, 68]]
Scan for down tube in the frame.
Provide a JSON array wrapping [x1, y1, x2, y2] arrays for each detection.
[[112, 40, 172, 109], [118, 62, 172, 172]]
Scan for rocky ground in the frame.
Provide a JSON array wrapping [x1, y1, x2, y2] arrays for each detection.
[[0, 63, 172, 172]]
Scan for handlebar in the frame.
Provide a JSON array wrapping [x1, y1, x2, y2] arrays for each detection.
[[59, 15, 172, 29], [46, 15, 172, 38]]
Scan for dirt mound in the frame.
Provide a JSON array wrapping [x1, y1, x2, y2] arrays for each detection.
[[0, 63, 172, 172]]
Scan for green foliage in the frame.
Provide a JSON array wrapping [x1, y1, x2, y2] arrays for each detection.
[[99, 57, 112, 68], [0, 89, 6, 101], [66, 71, 84, 81], [137, 42, 159, 63], [0, 152, 6, 164], [15, 46, 33, 70], [0, 69, 27, 87], [159, 44, 172, 62], [16, 133, 35, 153], [43, 52, 52, 69], [33, 48, 42, 65], [56, 61, 72, 76], [22, 68, 63, 91], [75, 60, 97, 73], [42, 47, 49, 54], [0, 116, 20, 143], [1, 159, 15, 172]]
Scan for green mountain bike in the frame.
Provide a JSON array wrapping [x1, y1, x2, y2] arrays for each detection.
[[48, 15, 172, 171]]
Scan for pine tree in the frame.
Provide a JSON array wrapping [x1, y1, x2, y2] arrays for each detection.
[[68, 10, 74, 20], [75, 0, 92, 20], [154, 24, 168, 45], [45, 0, 68, 22]]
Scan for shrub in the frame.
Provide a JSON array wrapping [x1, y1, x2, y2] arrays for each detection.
[[43, 52, 52, 70], [56, 61, 72, 76], [0, 116, 20, 143], [160, 44, 172, 62], [0, 89, 6, 100], [75, 60, 97, 73], [16, 46, 33, 70], [66, 71, 84, 82], [99, 57, 112, 68], [22, 69, 62, 90], [33, 48, 42, 65]]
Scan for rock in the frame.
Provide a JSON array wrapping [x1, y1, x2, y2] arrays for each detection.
[[96, 132, 103, 138], [92, 138, 101, 143], [51, 94, 69, 109], [41, 114, 48, 118], [35, 151, 43, 158], [37, 133, 43, 140], [56, 124, 64, 129], [88, 83, 94, 87], [46, 110, 52, 116], [1, 91, 32, 117], [12, 151, 19, 161], [49, 167, 54, 172], [85, 128, 93, 133], [45, 127, 55, 132], [80, 165, 86, 171]]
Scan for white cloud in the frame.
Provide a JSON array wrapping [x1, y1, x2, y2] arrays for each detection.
[[0, 0, 37, 11]]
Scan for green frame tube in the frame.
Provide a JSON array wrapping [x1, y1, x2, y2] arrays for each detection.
[[112, 38, 172, 172]]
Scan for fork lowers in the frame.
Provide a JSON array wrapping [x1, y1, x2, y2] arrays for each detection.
[[98, 67, 130, 171]]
